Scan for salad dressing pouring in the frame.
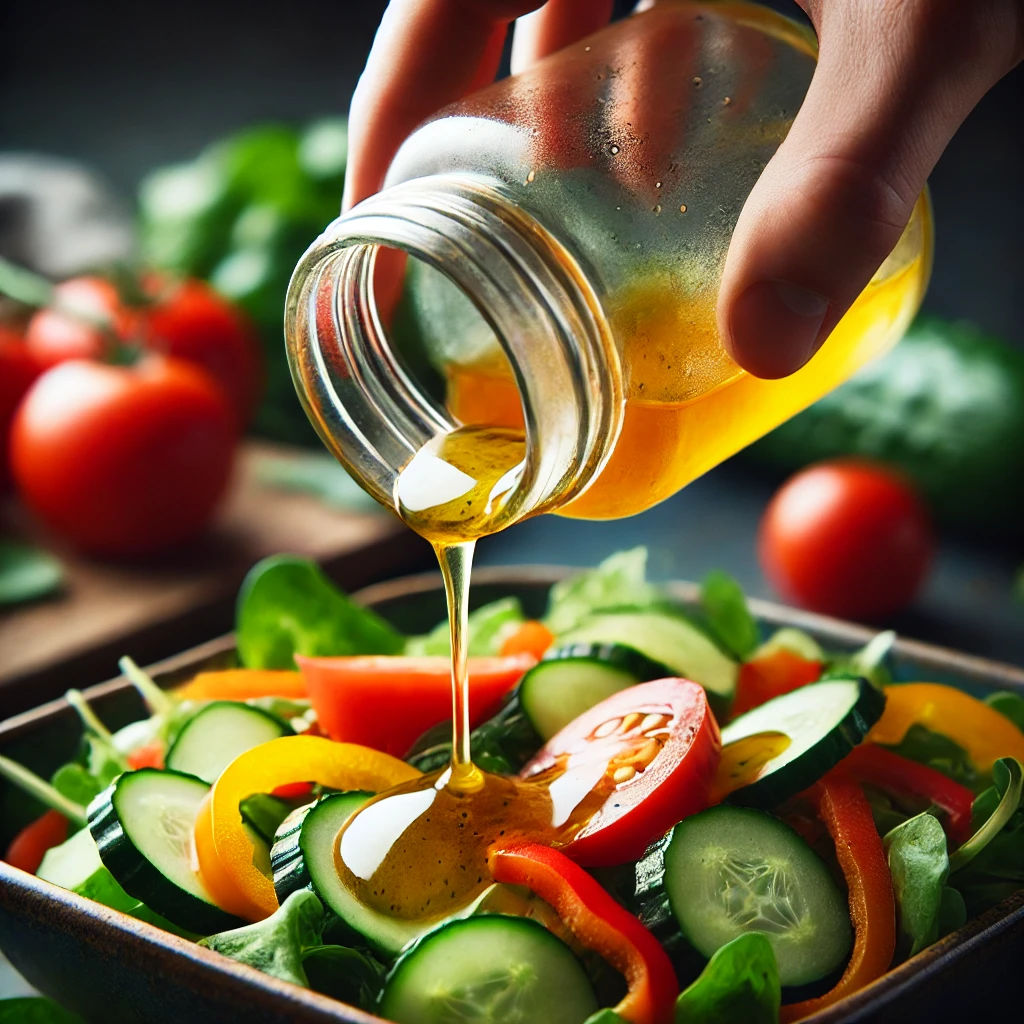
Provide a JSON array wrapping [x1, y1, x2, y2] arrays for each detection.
[[285, 1, 932, 933], [330, 427, 560, 925]]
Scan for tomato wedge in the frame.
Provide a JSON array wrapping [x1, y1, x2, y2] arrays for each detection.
[[732, 648, 823, 718], [521, 679, 721, 866], [297, 653, 536, 758]]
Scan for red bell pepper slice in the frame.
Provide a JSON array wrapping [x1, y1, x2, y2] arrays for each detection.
[[731, 649, 823, 718], [489, 842, 678, 1024], [297, 653, 536, 758], [4, 809, 69, 874], [841, 743, 974, 846], [782, 770, 895, 1022]]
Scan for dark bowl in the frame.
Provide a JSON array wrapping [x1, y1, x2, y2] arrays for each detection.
[[2, 567, 1024, 1023]]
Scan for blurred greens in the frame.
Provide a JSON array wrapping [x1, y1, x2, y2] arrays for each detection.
[[137, 119, 349, 444]]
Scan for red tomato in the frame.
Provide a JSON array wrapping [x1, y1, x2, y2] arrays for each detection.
[[11, 356, 237, 556], [731, 649, 823, 718], [759, 460, 933, 620], [24, 277, 128, 368], [4, 810, 68, 874], [0, 327, 43, 490], [297, 653, 537, 758], [521, 679, 721, 866], [142, 278, 263, 426], [126, 740, 166, 770]]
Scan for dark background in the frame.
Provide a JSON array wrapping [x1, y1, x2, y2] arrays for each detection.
[[2, 0, 1022, 660]]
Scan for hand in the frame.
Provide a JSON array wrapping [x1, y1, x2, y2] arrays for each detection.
[[344, 0, 1023, 379]]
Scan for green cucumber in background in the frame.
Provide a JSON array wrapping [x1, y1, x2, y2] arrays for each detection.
[[747, 317, 1024, 535], [138, 119, 349, 445]]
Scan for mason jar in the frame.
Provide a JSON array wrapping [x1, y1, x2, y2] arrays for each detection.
[[285, 0, 931, 533]]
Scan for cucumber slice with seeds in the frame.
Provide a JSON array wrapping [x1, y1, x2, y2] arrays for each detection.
[[379, 915, 599, 1024], [719, 677, 885, 808], [637, 805, 851, 986], [166, 701, 292, 784], [88, 768, 243, 935], [521, 642, 670, 741]]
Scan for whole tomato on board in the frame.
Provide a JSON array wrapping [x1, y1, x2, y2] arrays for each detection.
[[0, 327, 43, 491], [759, 460, 934, 621], [11, 356, 237, 557], [24, 275, 262, 427]]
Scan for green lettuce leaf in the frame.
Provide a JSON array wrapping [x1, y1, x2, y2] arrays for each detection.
[[950, 757, 1024, 917], [699, 571, 759, 660], [674, 933, 780, 1023], [884, 724, 979, 791], [407, 597, 524, 657], [0, 999, 83, 1023], [883, 811, 950, 957], [236, 554, 403, 669], [545, 548, 662, 635]]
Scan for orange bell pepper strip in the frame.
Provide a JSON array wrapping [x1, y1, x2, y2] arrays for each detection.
[[781, 770, 895, 1022], [193, 735, 420, 920], [867, 683, 1024, 776], [175, 669, 307, 702], [500, 620, 555, 660], [489, 843, 678, 1024]]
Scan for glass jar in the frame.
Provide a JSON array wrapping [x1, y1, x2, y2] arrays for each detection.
[[285, 0, 931, 532]]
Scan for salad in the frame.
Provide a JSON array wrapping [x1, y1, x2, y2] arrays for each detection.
[[3, 548, 1024, 1024]]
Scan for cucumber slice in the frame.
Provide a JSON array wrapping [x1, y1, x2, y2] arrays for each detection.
[[638, 806, 852, 986], [521, 642, 670, 741], [88, 768, 243, 935], [720, 678, 885, 808], [558, 612, 737, 701], [379, 915, 599, 1024], [166, 701, 293, 784]]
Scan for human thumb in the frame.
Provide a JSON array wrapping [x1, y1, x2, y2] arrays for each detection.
[[718, 0, 1023, 379]]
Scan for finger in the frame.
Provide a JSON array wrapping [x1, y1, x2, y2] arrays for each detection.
[[343, 0, 544, 210], [718, 0, 1024, 379], [510, 0, 613, 73]]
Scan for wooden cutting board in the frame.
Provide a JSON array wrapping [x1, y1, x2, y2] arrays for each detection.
[[0, 441, 430, 717]]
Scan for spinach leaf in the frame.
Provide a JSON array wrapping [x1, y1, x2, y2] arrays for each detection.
[[699, 571, 759, 660], [937, 886, 967, 936], [236, 555, 403, 669], [200, 890, 382, 1004], [239, 794, 292, 846], [949, 758, 1024, 917], [583, 1012, 628, 1024], [883, 812, 950, 957], [674, 933, 780, 1024], [0, 999, 83, 1023], [200, 889, 325, 987], [984, 691, 1024, 733], [0, 541, 63, 606], [50, 763, 104, 807], [884, 724, 979, 791], [302, 944, 384, 1009], [545, 548, 662, 635], [254, 451, 380, 512], [407, 596, 524, 657]]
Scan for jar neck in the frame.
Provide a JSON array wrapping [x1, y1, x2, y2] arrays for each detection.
[[285, 173, 623, 525]]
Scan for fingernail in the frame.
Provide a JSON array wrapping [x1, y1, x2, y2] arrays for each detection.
[[726, 280, 829, 379]]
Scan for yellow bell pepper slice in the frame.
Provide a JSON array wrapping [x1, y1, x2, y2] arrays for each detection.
[[193, 735, 420, 920], [867, 683, 1024, 776]]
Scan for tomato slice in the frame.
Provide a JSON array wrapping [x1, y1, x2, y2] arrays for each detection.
[[297, 653, 536, 758], [731, 649, 823, 718], [521, 679, 721, 867]]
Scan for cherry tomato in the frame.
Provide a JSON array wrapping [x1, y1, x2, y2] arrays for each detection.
[[759, 460, 933, 620], [142, 278, 263, 426], [298, 653, 536, 758], [0, 327, 43, 490], [521, 679, 721, 866], [11, 356, 237, 556], [24, 277, 128, 368]]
